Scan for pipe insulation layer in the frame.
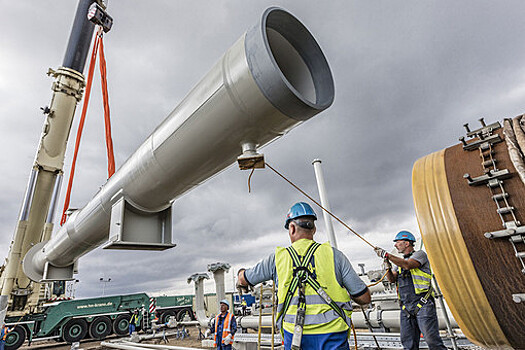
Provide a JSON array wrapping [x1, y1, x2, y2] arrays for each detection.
[[23, 7, 334, 281]]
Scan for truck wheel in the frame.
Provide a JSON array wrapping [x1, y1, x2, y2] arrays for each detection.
[[89, 316, 112, 339], [177, 309, 190, 321], [5, 325, 26, 350], [112, 315, 129, 336], [63, 319, 88, 343], [160, 310, 176, 323]]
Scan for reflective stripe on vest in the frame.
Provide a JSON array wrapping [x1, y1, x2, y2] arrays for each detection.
[[1, 327, 10, 341], [130, 314, 139, 325], [405, 267, 432, 294], [214, 312, 234, 346], [275, 240, 352, 335]]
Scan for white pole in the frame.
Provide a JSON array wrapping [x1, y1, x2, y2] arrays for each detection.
[[312, 159, 337, 249]]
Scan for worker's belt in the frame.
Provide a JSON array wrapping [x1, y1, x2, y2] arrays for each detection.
[[400, 287, 433, 318], [276, 242, 352, 334]]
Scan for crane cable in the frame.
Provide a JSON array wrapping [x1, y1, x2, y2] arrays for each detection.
[[264, 161, 389, 286], [60, 27, 116, 225], [264, 162, 377, 249]]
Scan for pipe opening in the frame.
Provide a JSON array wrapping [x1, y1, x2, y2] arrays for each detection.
[[263, 8, 334, 109]]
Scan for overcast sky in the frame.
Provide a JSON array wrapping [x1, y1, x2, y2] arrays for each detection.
[[1, 1, 525, 298]]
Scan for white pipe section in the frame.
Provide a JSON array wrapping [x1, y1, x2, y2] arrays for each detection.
[[237, 315, 275, 329], [212, 269, 226, 309], [102, 342, 205, 350], [350, 309, 459, 331], [23, 7, 334, 282], [121, 341, 205, 350], [312, 159, 337, 248], [187, 273, 209, 327], [100, 342, 152, 350], [235, 305, 459, 331]]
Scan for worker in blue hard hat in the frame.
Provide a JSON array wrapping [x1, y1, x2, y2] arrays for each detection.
[[237, 202, 371, 350], [375, 231, 446, 350], [213, 299, 237, 349]]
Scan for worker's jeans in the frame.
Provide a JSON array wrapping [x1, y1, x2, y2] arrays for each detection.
[[282, 329, 349, 349], [399, 299, 447, 350]]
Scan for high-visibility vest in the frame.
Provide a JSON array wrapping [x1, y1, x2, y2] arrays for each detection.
[[275, 239, 352, 335], [214, 312, 234, 346], [1, 326, 11, 341], [398, 252, 432, 295], [130, 314, 139, 326], [401, 267, 432, 294]]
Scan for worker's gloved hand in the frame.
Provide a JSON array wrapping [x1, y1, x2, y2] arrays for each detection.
[[374, 247, 388, 259], [236, 268, 253, 295], [223, 334, 233, 345], [237, 283, 253, 295]]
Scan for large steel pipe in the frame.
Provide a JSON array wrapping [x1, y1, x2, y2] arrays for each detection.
[[23, 7, 334, 282]]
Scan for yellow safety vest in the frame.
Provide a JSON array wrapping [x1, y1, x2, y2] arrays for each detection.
[[399, 266, 432, 294], [275, 239, 352, 335], [130, 314, 139, 325], [409, 268, 432, 294], [398, 263, 434, 316]]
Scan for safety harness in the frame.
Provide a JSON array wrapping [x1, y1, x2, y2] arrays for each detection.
[[276, 242, 351, 335], [398, 253, 434, 318]]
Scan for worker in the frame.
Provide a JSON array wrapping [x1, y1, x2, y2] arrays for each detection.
[[129, 309, 139, 336], [0, 325, 13, 350], [375, 231, 447, 350], [237, 202, 371, 350], [241, 298, 247, 316], [213, 299, 237, 349]]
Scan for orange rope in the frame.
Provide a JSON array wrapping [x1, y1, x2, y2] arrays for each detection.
[[367, 270, 389, 287], [351, 321, 358, 350], [60, 29, 100, 226]]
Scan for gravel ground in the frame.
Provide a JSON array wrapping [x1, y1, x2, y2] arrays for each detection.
[[20, 333, 209, 350]]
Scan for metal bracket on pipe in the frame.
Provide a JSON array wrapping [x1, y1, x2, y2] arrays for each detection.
[[237, 142, 265, 170], [103, 195, 176, 250], [462, 134, 502, 151], [460, 119, 502, 151], [512, 294, 525, 303], [376, 309, 390, 333], [463, 169, 512, 186], [43, 262, 75, 281], [484, 224, 525, 239]]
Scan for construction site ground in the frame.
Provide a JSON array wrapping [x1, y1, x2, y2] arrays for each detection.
[[20, 333, 206, 350]]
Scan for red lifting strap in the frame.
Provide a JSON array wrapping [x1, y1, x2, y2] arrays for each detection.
[[61, 29, 116, 225], [99, 36, 116, 177]]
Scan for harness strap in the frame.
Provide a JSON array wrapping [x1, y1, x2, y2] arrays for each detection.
[[276, 242, 320, 332], [277, 242, 352, 333], [400, 285, 434, 318]]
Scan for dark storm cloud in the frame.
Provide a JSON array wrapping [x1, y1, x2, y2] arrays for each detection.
[[2, 1, 525, 298]]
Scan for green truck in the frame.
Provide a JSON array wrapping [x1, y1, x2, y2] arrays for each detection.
[[4, 293, 194, 350]]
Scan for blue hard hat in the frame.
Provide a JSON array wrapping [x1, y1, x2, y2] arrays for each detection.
[[220, 299, 230, 308], [393, 230, 416, 242], [285, 202, 317, 229]]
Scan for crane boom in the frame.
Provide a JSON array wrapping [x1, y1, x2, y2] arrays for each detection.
[[0, 0, 100, 317]]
